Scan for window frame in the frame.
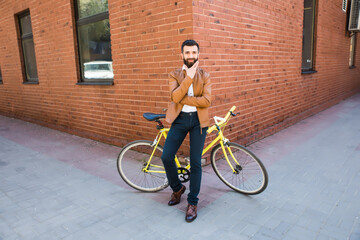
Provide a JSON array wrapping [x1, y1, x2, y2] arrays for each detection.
[[73, 0, 113, 85], [301, 0, 318, 74], [0, 65, 3, 84], [17, 10, 39, 84]]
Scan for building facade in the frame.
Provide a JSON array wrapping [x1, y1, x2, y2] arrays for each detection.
[[0, 0, 359, 157]]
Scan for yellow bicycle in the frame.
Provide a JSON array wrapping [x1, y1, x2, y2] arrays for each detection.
[[117, 106, 268, 195]]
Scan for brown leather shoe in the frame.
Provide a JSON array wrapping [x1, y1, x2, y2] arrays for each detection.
[[185, 204, 197, 222], [168, 185, 186, 206]]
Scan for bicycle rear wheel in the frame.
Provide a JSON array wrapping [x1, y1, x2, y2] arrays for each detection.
[[211, 142, 268, 195], [117, 140, 169, 192]]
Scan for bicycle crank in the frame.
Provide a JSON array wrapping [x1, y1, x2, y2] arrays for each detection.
[[177, 167, 190, 183]]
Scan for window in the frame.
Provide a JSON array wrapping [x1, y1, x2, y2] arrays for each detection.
[[349, 33, 357, 67], [18, 11, 39, 83], [0, 65, 2, 83], [342, 0, 347, 12], [74, 0, 113, 84], [301, 0, 317, 73]]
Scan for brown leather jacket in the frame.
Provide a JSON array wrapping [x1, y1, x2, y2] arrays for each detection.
[[165, 67, 211, 129]]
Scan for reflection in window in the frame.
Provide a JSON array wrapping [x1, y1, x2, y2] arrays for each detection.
[[18, 11, 38, 82], [84, 61, 113, 79], [301, 0, 316, 72], [75, 0, 113, 82], [77, 0, 109, 19]]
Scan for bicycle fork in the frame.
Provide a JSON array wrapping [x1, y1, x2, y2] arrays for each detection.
[[220, 137, 241, 174]]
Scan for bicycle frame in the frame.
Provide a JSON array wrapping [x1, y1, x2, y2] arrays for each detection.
[[142, 106, 240, 174]]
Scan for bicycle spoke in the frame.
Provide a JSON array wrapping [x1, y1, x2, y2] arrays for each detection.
[[211, 143, 268, 194], [117, 141, 168, 192]]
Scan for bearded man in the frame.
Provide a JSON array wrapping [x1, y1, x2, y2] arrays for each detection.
[[161, 40, 211, 222]]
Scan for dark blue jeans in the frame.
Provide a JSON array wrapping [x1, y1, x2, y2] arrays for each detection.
[[161, 112, 208, 206]]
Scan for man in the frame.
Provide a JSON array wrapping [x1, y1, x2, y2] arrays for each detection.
[[161, 40, 211, 222]]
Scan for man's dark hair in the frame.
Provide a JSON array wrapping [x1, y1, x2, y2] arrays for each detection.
[[181, 40, 200, 53]]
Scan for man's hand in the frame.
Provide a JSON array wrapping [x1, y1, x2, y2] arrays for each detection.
[[184, 61, 199, 79]]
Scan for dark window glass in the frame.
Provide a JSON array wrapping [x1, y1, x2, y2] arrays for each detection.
[[18, 12, 38, 82], [0, 66, 2, 83], [75, 0, 113, 82], [22, 38, 38, 81], [302, 0, 316, 72], [19, 14, 33, 35]]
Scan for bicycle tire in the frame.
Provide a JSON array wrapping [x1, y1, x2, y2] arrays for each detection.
[[117, 140, 169, 192], [211, 142, 268, 195]]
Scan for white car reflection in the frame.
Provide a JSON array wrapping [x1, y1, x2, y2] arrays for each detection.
[[84, 61, 113, 79]]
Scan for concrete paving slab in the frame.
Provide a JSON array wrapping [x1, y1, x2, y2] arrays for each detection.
[[0, 93, 360, 239]]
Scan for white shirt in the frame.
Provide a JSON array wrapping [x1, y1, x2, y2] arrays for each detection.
[[181, 65, 197, 112]]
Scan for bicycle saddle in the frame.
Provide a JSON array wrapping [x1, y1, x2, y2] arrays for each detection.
[[143, 113, 166, 121]]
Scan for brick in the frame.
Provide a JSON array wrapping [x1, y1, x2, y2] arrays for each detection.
[[0, 0, 359, 154]]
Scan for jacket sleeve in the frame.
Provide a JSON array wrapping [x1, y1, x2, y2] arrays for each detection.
[[169, 71, 193, 103], [180, 73, 211, 108]]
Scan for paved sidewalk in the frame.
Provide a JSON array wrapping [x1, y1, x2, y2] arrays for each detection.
[[1, 93, 360, 240]]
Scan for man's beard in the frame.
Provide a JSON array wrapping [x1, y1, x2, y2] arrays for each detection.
[[183, 58, 198, 68]]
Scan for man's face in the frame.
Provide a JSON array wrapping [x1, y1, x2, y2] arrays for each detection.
[[182, 45, 199, 68]]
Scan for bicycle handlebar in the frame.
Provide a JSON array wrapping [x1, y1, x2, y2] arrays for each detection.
[[207, 106, 237, 134]]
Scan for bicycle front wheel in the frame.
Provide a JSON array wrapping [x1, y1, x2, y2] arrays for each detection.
[[117, 140, 169, 192], [211, 142, 268, 195]]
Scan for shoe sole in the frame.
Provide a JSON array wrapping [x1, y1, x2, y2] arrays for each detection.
[[185, 215, 197, 223]]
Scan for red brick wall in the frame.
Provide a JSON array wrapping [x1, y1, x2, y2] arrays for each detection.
[[0, 0, 194, 150], [0, 0, 359, 157], [193, 0, 360, 145], [109, 0, 194, 148]]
